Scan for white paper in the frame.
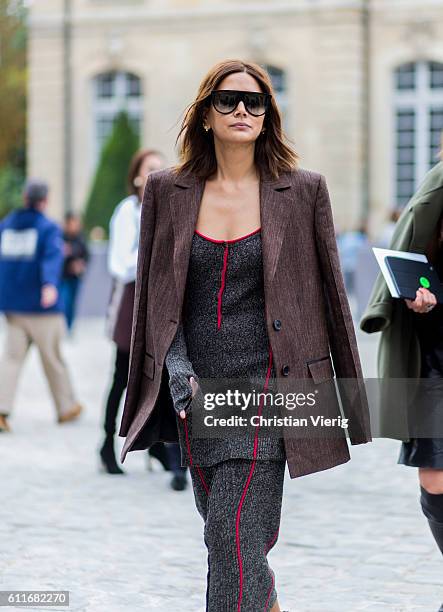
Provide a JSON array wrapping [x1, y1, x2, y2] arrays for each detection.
[[372, 247, 428, 298]]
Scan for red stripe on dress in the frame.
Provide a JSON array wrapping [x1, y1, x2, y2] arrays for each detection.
[[235, 345, 274, 612], [217, 245, 229, 330]]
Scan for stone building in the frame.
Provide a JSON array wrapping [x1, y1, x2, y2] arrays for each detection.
[[28, 0, 443, 235]]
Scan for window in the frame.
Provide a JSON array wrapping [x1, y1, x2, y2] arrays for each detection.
[[263, 65, 289, 131], [430, 62, 443, 90], [92, 71, 143, 163], [430, 108, 443, 166], [395, 62, 416, 91], [393, 61, 443, 207]]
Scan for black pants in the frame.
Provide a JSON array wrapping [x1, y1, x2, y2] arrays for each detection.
[[103, 347, 184, 473], [104, 348, 130, 437]]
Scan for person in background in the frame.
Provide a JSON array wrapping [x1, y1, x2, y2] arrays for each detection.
[[0, 179, 84, 432], [60, 212, 90, 333], [375, 208, 402, 248], [336, 222, 369, 295], [361, 159, 443, 612], [100, 149, 188, 490]]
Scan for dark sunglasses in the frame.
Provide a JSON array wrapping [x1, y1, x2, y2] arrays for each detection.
[[207, 90, 271, 117]]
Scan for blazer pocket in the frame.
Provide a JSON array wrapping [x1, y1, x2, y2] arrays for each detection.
[[143, 353, 155, 380], [307, 355, 334, 384]]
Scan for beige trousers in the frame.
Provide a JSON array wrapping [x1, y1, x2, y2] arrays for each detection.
[[0, 313, 77, 418]]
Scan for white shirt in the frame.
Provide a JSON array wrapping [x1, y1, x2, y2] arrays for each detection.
[[107, 194, 141, 283]]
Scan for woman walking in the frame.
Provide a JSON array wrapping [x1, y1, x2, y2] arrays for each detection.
[[118, 59, 371, 611], [361, 158, 443, 612], [100, 148, 167, 474]]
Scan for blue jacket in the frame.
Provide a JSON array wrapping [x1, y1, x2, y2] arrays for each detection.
[[0, 208, 64, 314]]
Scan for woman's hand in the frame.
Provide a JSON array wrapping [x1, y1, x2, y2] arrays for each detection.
[[178, 376, 199, 420], [405, 287, 437, 314]]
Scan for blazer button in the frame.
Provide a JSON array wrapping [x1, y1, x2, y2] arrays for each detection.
[[281, 364, 290, 376], [273, 319, 282, 331]]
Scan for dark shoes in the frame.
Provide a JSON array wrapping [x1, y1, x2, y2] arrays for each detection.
[[170, 472, 187, 491], [146, 443, 187, 490], [147, 443, 171, 472], [99, 438, 186, 489], [99, 435, 125, 475]]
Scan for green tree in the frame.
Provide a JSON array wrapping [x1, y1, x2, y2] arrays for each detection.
[[0, 0, 27, 218], [83, 111, 140, 235], [0, 0, 27, 169], [0, 165, 24, 217]]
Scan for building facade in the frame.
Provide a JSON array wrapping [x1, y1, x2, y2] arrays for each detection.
[[28, 0, 443, 235]]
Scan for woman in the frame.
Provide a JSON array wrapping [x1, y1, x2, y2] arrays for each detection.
[[119, 59, 371, 611], [361, 159, 443, 612], [401, 213, 443, 565], [100, 148, 169, 474]]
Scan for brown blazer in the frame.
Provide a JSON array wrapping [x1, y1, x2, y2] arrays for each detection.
[[118, 166, 372, 478]]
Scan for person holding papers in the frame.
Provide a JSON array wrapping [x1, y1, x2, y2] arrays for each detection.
[[361, 157, 443, 608]]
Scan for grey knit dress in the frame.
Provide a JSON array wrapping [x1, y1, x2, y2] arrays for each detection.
[[165, 227, 287, 612], [165, 226, 286, 467]]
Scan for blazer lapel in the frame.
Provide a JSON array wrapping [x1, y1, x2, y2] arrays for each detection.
[[168, 173, 205, 308], [260, 174, 293, 286], [168, 170, 294, 309]]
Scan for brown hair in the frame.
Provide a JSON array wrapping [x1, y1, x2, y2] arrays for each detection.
[[127, 148, 165, 196], [424, 131, 443, 262], [173, 59, 299, 180], [425, 210, 443, 264]]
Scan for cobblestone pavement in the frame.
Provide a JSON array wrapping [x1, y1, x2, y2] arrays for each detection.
[[0, 317, 442, 612]]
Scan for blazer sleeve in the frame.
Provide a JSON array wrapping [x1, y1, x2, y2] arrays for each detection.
[[314, 174, 372, 445], [118, 176, 156, 437]]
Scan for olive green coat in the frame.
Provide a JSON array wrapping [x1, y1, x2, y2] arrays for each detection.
[[359, 162, 443, 440]]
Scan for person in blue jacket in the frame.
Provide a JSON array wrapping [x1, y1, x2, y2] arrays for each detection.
[[0, 179, 84, 432]]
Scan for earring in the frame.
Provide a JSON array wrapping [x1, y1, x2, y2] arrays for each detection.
[[261, 127, 266, 134], [133, 176, 144, 188], [203, 123, 210, 132]]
